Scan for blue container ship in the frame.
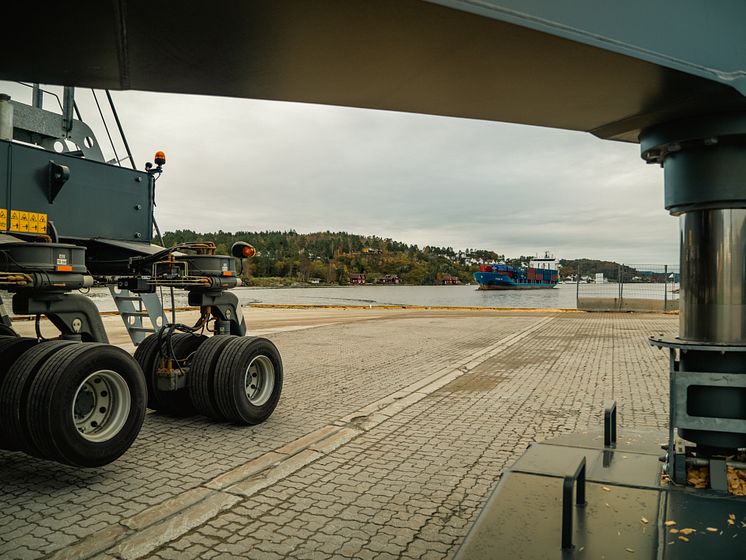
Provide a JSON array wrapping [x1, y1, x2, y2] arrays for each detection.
[[474, 254, 559, 290]]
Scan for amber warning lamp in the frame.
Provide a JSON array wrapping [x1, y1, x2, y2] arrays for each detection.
[[145, 150, 166, 174], [231, 242, 256, 258]]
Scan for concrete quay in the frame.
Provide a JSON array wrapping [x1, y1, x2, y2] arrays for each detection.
[[0, 308, 676, 560]]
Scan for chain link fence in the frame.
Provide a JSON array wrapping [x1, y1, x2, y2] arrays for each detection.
[[576, 263, 679, 312]]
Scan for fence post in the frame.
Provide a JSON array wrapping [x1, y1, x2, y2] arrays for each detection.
[[664, 264, 668, 312], [576, 264, 580, 309], [618, 264, 623, 311]]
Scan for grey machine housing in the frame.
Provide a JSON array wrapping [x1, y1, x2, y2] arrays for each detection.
[[0, 87, 281, 470]]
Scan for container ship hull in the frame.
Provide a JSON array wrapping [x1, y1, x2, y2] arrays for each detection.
[[474, 261, 558, 290]]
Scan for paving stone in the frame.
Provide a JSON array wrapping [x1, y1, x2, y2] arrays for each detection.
[[1, 311, 675, 560]]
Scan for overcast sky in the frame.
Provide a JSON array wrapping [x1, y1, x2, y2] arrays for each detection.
[[2, 82, 678, 264]]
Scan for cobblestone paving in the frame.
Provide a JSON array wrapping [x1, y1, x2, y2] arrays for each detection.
[[0, 311, 676, 559]]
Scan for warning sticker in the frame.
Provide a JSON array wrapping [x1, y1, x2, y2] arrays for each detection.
[[1, 209, 49, 234]]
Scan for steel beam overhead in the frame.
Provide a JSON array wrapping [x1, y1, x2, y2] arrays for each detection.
[[2, 1, 745, 142]]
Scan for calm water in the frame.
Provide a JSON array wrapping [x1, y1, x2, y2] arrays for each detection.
[[235, 283, 579, 308], [5, 283, 680, 316], [69, 283, 579, 312]]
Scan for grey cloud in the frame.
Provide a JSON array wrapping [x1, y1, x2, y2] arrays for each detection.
[[0, 82, 677, 263]]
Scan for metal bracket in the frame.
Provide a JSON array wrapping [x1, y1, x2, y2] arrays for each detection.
[[8, 99, 105, 161], [673, 437, 688, 485], [12, 292, 108, 342], [671, 370, 746, 434], [156, 363, 187, 391], [561, 457, 586, 550], [604, 400, 617, 447], [188, 289, 246, 336], [48, 160, 70, 203], [709, 458, 728, 493]]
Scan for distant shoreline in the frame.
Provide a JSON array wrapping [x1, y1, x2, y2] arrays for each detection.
[[242, 283, 477, 289]]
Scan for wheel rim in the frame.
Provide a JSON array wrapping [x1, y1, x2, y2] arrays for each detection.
[[244, 355, 275, 406], [72, 370, 131, 442]]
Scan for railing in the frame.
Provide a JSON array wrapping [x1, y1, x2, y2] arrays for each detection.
[[576, 263, 679, 312], [561, 457, 587, 549], [604, 400, 617, 447]]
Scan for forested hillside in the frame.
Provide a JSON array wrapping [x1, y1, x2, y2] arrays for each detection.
[[163, 229, 637, 286], [164, 230, 479, 285], [558, 259, 640, 281]]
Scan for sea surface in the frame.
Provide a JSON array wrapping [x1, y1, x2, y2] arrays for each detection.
[[74, 283, 580, 312], [4, 282, 680, 315], [236, 283, 580, 308]]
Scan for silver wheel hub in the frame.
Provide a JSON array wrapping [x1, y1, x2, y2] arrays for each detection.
[[244, 355, 275, 406], [73, 370, 131, 442]]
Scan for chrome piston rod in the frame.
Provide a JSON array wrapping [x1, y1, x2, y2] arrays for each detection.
[[642, 114, 746, 451], [680, 208, 746, 345]]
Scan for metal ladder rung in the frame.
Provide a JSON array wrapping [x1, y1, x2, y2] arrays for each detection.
[[121, 311, 149, 317], [110, 286, 167, 346]]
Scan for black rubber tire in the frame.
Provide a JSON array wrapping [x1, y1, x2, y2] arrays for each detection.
[[0, 340, 74, 453], [213, 337, 283, 425], [0, 337, 39, 450], [25, 343, 147, 467], [188, 335, 237, 420], [158, 334, 206, 415], [133, 333, 166, 410], [0, 324, 20, 337], [134, 332, 206, 415], [0, 337, 38, 389]]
